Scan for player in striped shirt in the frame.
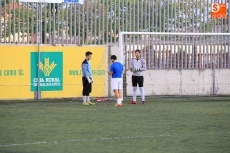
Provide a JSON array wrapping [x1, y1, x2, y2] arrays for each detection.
[[129, 49, 146, 104]]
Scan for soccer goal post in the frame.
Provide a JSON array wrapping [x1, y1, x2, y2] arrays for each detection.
[[118, 32, 230, 96]]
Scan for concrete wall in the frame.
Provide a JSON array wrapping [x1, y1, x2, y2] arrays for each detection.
[[110, 46, 121, 61], [110, 46, 230, 96], [125, 69, 230, 96], [215, 69, 230, 95]]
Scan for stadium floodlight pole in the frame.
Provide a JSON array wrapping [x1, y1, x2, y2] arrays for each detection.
[[36, 0, 46, 99], [37, 1, 42, 100]]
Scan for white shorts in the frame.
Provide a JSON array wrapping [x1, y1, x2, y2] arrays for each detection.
[[111, 78, 122, 90]]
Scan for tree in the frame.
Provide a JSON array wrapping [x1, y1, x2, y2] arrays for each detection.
[[1, 0, 228, 44], [66, 0, 153, 44], [1, 0, 10, 7], [69, 0, 215, 44], [2, 3, 64, 43]]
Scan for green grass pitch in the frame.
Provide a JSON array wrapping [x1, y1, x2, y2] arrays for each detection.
[[0, 96, 230, 153]]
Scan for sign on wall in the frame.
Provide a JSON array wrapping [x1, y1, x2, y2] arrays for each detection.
[[30, 52, 63, 91], [0, 46, 106, 99]]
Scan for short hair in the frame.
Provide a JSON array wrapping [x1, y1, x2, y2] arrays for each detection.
[[85, 51, 92, 56], [135, 49, 141, 53], [110, 55, 117, 60]]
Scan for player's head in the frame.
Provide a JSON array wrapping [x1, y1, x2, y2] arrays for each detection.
[[85, 51, 92, 60], [110, 55, 117, 63], [135, 49, 141, 59]]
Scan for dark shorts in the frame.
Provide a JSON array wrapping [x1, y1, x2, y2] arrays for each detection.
[[82, 77, 92, 96], [132, 75, 144, 87]]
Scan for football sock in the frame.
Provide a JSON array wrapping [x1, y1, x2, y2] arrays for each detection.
[[139, 87, 145, 101], [133, 87, 137, 101], [118, 98, 122, 104], [83, 96, 87, 102], [86, 96, 90, 102], [116, 98, 120, 104]]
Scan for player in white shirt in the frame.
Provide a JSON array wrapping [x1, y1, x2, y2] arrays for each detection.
[[129, 49, 146, 104]]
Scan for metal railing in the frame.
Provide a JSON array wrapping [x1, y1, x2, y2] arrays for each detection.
[[120, 33, 230, 69], [1, 0, 229, 45]]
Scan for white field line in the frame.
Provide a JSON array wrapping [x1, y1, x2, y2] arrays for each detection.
[[0, 131, 229, 147], [0, 106, 95, 111]]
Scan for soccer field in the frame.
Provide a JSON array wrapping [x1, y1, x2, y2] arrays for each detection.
[[0, 97, 230, 153]]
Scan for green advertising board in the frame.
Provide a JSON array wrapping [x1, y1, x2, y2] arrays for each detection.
[[30, 52, 63, 91]]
